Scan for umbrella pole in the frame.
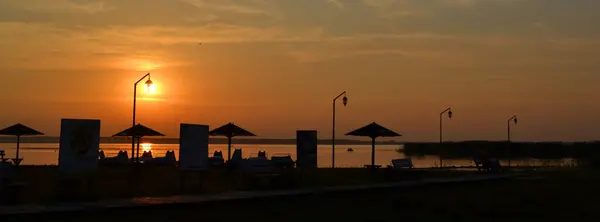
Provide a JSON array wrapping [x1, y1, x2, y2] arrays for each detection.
[[136, 137, 141, 163], [15, 135, 21, 166], [371, 137, 376, 168], [131, 137, 135, 163], [227, 137, 232, 161]]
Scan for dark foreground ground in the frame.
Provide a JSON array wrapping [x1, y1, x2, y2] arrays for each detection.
[[3, 166, 479, 204], [4, 169, 599, 222]]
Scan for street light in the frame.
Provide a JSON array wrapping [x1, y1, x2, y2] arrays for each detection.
[[439, 107, 452, 168], [132, 73, 153, 163], [507, 115, 518, 167], [332, 91, 348, 168]]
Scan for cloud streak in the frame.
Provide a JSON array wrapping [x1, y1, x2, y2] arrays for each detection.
[[0, 0, 107, 14], [1, 0, 600, 141], [181, 0, 270, 15], [327, 0, 345, 8]]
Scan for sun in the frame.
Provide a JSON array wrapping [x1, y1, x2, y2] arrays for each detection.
[[144, 83, 156, 94], [140, 78, 162, 97], [141, 143, 153, 152]]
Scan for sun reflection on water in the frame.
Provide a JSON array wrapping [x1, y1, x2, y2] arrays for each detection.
[[141, 143, 152, 152]]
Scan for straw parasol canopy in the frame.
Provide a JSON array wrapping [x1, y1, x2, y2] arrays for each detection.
[[209, 122, 256, 161], [113, 124, 165, 162], [0, 123, 44, 165], [345, 122, 401, 168], [113, 124, 165, 137]]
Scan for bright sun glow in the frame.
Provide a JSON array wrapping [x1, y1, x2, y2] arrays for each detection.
[[141, 143, 152, 152], [144, 83, 156, 94]]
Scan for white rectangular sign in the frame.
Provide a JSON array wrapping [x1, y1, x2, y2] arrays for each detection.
[[179, 124, 209, 171], [58, 119, 101, 172]]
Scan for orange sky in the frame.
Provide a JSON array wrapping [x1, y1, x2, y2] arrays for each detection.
[[0, 0, 599, 141]]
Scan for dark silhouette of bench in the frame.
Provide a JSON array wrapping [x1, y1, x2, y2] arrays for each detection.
[[390, 158, 414, 169], [473, 158, 502, 172]]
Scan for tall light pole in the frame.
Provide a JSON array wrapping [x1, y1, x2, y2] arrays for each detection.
[[507, 115, 518, 167], [332, 91, 348, 168], [132, 73, 153, 163], [439, 107, 453, 168]]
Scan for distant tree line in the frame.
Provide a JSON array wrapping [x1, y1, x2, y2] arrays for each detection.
[[402, 141, 600, 160]]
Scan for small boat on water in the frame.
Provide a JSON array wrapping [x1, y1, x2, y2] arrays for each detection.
[[347, 148, 354, 152]]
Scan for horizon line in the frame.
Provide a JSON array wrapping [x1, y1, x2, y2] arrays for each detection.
[[0, 136, 597, 144]]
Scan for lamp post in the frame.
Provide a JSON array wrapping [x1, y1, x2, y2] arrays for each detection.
[[507, 115, 518, 167], [332, 91, 348, 168], [132, 73, 153, 163], [439, 107, 453, 168]]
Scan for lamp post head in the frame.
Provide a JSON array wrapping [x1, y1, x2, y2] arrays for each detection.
[[145, 78, 154, 93], [448, 110, 453, 119], [514, 117, 518, 124], [342, 96, 348, 106], [145, 79, 153, 87]]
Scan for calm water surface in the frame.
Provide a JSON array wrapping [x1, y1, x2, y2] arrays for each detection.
[[0, 143, 572, 168]]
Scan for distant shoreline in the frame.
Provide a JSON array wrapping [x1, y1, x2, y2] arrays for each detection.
[[0, 136, 402, 145], [0, 137, 593, 145]]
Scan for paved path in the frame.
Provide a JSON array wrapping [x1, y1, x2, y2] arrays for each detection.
[[0, 174, 514, 215]]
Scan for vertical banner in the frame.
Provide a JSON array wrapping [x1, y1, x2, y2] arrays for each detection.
[[296, 130, 318, 169], [58, 119, 101, 172], [179, 124, 209, 171]]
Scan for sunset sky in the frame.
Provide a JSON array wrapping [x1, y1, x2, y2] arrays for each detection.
[[0, 0, 599, 142]]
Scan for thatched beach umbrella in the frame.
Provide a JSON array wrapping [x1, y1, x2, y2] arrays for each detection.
[[209, 122, 256, 161], [0, 123, 44, 166], [345, 122, 401, 168], [113, 124, 165, 163]]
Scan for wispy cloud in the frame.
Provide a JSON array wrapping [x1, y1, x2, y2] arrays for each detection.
[[327, 0, 345, 9], [1, 0, 600, 141], [0, 0, 107, 14], [1, 0, 599, 68], [181, 0, 270, 15], [440, 0, 530, 7], [284, 32, 600, 67]]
